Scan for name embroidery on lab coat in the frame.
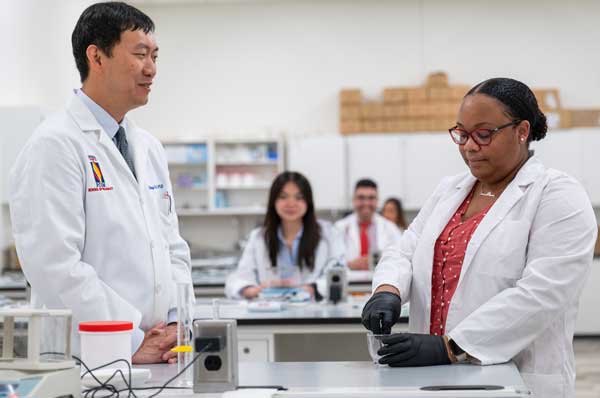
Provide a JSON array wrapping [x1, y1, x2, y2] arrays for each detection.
[[87, 155, 114, 192]]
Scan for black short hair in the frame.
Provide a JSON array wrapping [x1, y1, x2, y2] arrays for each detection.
[[355, 178, 377, 191], [466, 78, 547, 143], [72, 2, 155, 82]]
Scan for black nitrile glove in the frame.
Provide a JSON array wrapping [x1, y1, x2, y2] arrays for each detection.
[[378, 333, 451, 367], [361, 291, 402, 334]]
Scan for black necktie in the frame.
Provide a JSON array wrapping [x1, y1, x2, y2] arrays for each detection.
[[113, 126, 136, 179]]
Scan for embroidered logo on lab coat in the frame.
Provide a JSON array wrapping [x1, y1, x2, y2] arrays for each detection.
[[87, 155, 113, 192]]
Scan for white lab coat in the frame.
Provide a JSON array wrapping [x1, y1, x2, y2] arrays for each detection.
[[8, 93, 193, 351], [334, 212, 402, 261], [225, 220, 345, 299], [372, 156, 597, 398]]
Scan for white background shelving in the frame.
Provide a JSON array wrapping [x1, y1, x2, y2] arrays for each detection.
[[164, 138, 284, 215]]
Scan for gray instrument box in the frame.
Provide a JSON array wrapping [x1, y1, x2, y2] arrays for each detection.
[[192, 319, 238, 393], [326, 265, 348, 304]]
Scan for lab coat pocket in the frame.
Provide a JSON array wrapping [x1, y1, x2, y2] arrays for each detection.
[[475, 220, 530, 280]]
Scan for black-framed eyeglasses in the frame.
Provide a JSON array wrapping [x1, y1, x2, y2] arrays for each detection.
[[448, 120, 522, 146]]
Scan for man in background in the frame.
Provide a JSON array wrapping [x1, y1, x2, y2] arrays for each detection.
[[335, 179, 402, 270]]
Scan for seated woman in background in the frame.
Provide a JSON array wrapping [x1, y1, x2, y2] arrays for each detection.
[[225, 171, 345, 300], [382, 197, 408, 231]]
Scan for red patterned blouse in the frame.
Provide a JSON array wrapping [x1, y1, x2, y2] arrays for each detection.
[[430, 188, 493, 336]]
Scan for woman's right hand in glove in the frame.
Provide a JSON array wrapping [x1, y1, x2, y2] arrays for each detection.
[[361, 289, 402, 334]]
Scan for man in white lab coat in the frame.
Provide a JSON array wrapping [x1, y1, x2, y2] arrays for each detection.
[[8, 2, 192, 364], [334, 179, 402, 270]]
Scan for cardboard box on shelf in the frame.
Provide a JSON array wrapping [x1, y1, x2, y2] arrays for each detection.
[[406, 87, 428, 102], [339, 89, 363, 105], [383, 104, 409, 118], [340, 104, 361, 120], [407, 102, 429, 117], [545, 110, 572, 129], [383, 88, 409, 104], [533, 89, 561, 111], [361, 102, 384, 119], [428, 87, 453, 101], [363, 119, 385, 132], [568, 109, 600, 127], [426, 72, 449, 87], [340, 120, 363, 135], [414, 118, 432, 131], [449, 85, 470, 100], [431, 118, 454, 132], [430, 100, 462, 117]]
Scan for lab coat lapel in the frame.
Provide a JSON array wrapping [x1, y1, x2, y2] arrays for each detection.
[[67, 93, 139, 187], [427, 175, 477, 251], [458, 157, 541, 285], [417, 175, 476, 290], [347, 214, 361, 258]]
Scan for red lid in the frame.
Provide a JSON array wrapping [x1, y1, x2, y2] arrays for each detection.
[[79, 321, 134, 332]]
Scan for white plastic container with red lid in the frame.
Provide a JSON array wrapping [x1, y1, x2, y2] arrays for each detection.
[[79, 320, 133, 371]]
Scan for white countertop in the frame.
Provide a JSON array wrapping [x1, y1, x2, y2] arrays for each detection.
[[124, 361, 529, 397]]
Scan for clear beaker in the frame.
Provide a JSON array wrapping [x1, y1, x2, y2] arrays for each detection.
[[174, 282, 193, 386], [366, 333, 385, 366]]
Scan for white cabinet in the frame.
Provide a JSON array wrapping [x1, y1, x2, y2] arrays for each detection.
[[287, 134, 346, 210], [0, 107, 42, 266], [530, 129, 586, 186], [580, 129, 600, 207], [402, 133, 468, 209], [237, 337, 271, 362], [576, 259, 600, 335], [0, 107, 43, 203], [346, 134, 404, 206], [531, 128, 600, 206], [344, 133, 468, 211]]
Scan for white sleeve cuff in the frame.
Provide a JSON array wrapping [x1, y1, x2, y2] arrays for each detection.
[[167, 308, 177, 324]]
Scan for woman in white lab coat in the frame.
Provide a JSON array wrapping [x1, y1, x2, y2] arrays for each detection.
[[361, 78, 597, 398], [382, 197, 408, 231], [225, 171, 345, 300]]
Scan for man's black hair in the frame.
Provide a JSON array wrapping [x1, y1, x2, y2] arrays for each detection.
[[355, 178, 378, 191], [72, 1, 155, 82]]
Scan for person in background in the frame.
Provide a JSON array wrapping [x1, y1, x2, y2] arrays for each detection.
[[8, 2, 192, 364], [382, 197, 408, 231], [335, 179, 402, 270], [225, 171, 345, 300], [361, 77, 596, 398]]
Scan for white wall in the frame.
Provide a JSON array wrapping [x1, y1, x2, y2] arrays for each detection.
[[0, 0, 92, 112], [2, 0, 599, 137], [128, 0, 600, 140]]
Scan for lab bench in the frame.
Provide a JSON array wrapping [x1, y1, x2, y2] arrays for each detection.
[[132, 361, 529, 397], [192, 269, 374, 298], [194, 300, 409, 362]]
